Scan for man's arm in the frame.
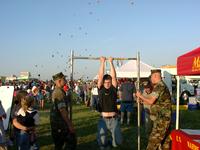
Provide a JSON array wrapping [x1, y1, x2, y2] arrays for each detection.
[[97, 57, 106, 89], [136, 91, 157, 105], [109, 57, 117, 88], [13, 118, 29, 131], [54, 90, 75, 133], [132, 83, 136, 101], [119, 91, 122, 100], [118, 84, 123, 99], [59, 108, 75, 133]]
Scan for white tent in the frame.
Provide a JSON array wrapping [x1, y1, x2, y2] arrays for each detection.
[[116, 60, 155, 78]]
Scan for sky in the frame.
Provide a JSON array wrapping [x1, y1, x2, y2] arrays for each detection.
[[0, 0, 200, 80]]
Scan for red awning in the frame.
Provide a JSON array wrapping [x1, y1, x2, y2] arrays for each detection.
[[177, 47, 200, 76]]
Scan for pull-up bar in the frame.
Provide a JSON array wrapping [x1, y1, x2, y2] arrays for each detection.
[[69, 50, 141, 150], [73, 56, 137, 60]]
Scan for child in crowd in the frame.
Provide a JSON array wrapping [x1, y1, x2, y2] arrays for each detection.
[[11, 91, 28, 145], [14, 96, 39, 150], [11, 91, 28, 120]]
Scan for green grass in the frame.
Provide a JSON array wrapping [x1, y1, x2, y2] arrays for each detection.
[[179, 110, 200, 129], [9, 103, 200, 150], [37, 104, 144, 150]]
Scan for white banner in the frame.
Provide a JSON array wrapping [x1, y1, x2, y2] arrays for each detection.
[[0, 86, 14, 130]]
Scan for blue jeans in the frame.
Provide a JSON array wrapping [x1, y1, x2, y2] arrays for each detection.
[[144, 108, 153, 136], [16, 130, 30, 150], [120, 102, 134, 112], [91, 95, 99, 111], [97, 117, 122, 148]]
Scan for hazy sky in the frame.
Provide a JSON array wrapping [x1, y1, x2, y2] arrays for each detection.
[[0, 0, 200, 80]]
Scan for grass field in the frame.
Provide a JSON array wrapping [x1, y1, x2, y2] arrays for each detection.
[[32, 103, 200, 150]]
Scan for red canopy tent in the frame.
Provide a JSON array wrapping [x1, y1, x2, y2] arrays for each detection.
[[176, 47, 200, 129], [171, 47, 200, 150], [177, 47, 200, 76]]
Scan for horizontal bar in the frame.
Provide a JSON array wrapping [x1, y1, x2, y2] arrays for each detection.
[[73, 56, 137, 60]]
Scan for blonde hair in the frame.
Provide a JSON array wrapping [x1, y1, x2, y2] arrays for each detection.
[[15, 90, 28, 105], [21, 96, 34, 112]]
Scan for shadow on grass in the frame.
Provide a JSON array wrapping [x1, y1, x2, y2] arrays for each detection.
[[10, 105, 200, 150], [38, 134, 53, 149]]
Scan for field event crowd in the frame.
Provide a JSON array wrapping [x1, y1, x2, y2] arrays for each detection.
[[0, 57, 172, 150]]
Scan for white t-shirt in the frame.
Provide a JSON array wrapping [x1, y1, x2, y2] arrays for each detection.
[[91, 87, 98, 95], [75, 85, 81, 94]]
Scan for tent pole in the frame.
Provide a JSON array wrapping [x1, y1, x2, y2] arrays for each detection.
[[69, 50, 74, 121], [137, 52, 141, 150], [176, 76, 180, 129]]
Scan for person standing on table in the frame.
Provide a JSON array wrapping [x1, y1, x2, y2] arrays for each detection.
[[119, 78, 136, 125], [136, 69, 172, 150], [97, 57, 122, 150], [50, 72, 77, 150]]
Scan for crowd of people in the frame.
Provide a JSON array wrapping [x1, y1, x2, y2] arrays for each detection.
[[0, 80, 54, 150], [0, 57, 172, 150]]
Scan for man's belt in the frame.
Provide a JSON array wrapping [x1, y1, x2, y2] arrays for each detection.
[[101, 115, 117, 119]]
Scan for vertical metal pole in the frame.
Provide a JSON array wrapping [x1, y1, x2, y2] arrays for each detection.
[[176, 76, 180, 129], [137, 52, 141, 150], [69, 50, 74, 121]]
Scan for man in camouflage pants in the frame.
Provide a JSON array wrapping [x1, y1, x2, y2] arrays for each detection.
[[50, 72, 77, 150], [136, 69, 172, 150]]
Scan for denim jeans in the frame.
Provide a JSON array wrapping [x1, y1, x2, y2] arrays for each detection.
[[97, 117, 122, 148], [144, 108, 153, 137], [91, 95, 99, 111], [16, 130, 30, 150]]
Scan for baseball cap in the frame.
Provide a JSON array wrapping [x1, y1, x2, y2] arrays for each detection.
[[52, 72, 65, 81]]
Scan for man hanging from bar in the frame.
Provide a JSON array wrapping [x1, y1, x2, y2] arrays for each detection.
[[97, 57, 122, 150]]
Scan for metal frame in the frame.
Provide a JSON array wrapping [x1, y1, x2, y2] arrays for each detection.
[[176, 76, 180, 129], [73, 56, 137, 61], [137, 52, 141, 150], [69, 50, 141, 150]]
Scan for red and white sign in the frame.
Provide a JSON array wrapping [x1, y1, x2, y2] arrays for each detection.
[[177, 47, 200, 76], [171, 129, 200, 150]]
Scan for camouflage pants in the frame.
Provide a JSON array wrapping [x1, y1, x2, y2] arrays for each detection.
[[146, 119, 171, 150]]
